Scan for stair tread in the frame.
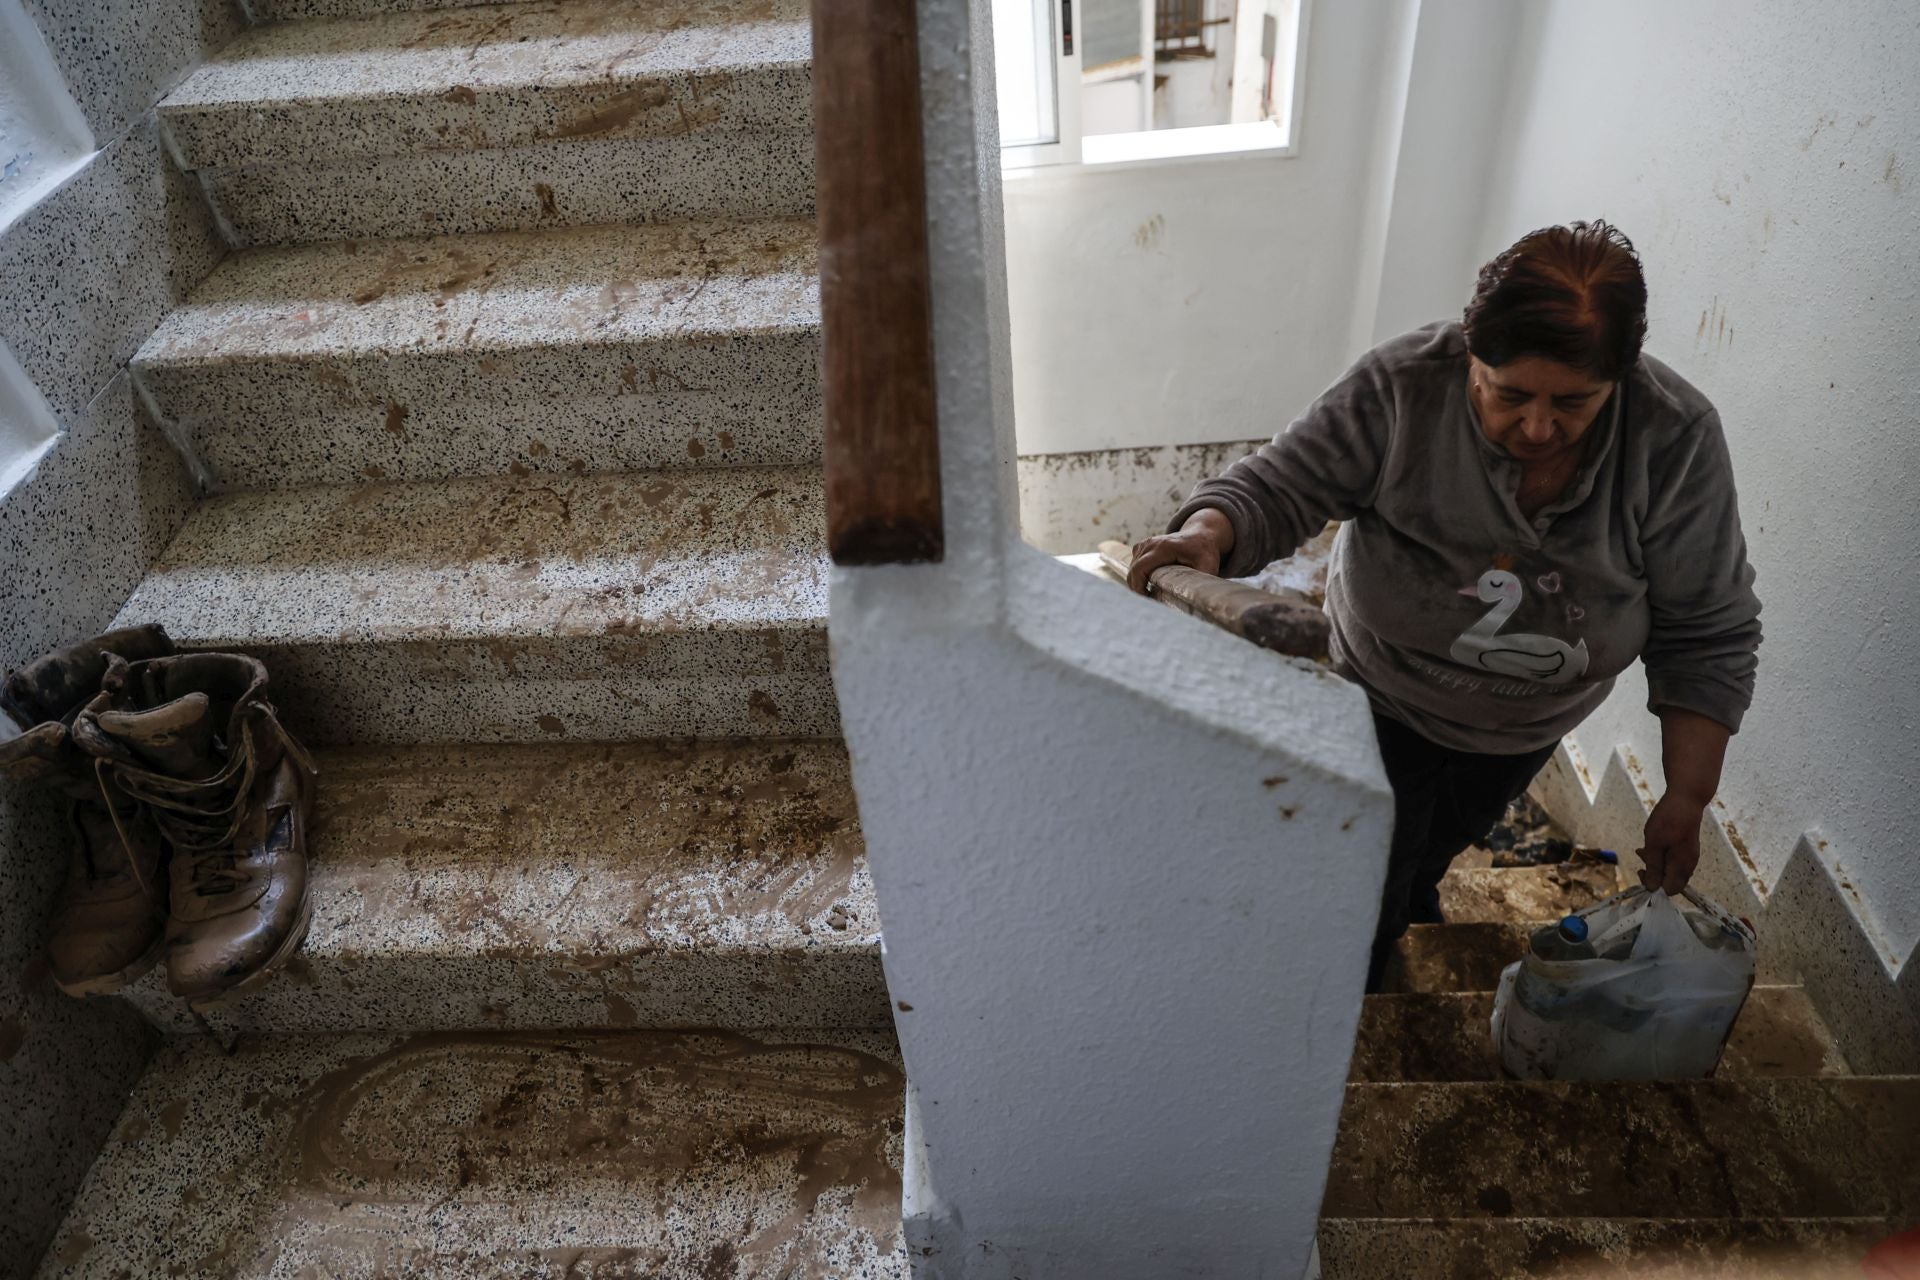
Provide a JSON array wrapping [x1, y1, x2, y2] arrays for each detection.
[[1351, 986, 1850, 1082], [136, 218, 816, 371], [160, 0, 812, 169], [1437, 861, 1622, 925], [296, 739, 867, 954], [1392, 920, 1794, 992], [114, 464, 825, 649], [119, 739, 888, 1033], [1328, 1077, 1920, 1220], [34, 1028, 906, 1279], [1316, 1217, 1901, 1280]]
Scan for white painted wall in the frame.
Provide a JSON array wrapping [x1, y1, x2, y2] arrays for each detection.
[[832, 0, 1393, 1273], [1003, 0, 1411, 455], [0, 0, 92, 235], [1471, 0, 1920, 963], [0, 339, 61, 502]]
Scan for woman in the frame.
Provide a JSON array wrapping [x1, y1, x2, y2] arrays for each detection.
[[1128, 221, 1761, 992]]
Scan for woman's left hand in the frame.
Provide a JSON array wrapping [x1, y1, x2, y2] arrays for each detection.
[[1637, 791, 1706, 895]]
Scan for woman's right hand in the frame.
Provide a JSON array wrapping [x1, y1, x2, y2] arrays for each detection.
[[1127, 509, 1235, 595]]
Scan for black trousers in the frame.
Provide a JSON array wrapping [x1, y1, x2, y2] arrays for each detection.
[[1366, 712, 1557, 992]]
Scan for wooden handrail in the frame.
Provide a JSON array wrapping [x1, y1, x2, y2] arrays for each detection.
[[812, 0, 945, 565]]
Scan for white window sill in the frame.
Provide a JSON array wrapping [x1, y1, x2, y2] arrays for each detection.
[[1005, 121, 1296, 177]]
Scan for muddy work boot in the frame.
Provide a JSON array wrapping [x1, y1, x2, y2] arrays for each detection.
[[0, 625, 174, 995], [75, 651, 316, 1009]]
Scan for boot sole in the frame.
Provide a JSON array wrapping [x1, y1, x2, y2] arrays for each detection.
[[54, 931, 168, 998], [180, 891, 315, 1015]]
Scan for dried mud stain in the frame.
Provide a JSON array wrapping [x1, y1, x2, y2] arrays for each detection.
[[308, 743, 864, 937], [284, 1030, 903, 1254]]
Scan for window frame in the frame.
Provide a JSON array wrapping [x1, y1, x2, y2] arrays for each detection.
[[998, 0, 1310, 172], [998, 0, 1084, 170]]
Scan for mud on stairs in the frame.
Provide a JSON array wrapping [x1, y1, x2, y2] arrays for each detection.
[[36, 0, 908, 1274], [1321, 805, 1920, 1280]]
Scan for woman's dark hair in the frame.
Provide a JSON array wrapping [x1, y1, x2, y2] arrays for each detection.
[[1462, 220, 1648, 380]]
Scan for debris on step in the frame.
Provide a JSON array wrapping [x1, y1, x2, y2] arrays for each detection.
[[1437, 851, 1622, 925], [1478, 792, 1581, 867]]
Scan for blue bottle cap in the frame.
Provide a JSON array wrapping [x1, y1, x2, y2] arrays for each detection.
[[1558, 914, 1590, 942], [1598, 849, 1619, 864]]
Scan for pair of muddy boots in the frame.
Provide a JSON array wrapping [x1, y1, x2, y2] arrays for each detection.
[[0, 625, 315, 1009]]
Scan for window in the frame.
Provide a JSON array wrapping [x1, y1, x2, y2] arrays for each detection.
[[994, 0, 1081, 166], [995, 0, 1307, 168]]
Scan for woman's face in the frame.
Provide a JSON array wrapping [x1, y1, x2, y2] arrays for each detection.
[[1467, 355, 1614, 463]]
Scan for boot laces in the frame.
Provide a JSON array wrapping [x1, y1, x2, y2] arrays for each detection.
[[94, 705, 315, 896]]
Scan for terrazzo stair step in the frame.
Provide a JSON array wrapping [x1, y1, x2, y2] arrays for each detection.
[[1437, 859, 1622, 924], [1317, 1217, 1901, 1280], [1349, 986, 1849, 1082], [1390, 920, 1793, 993], [119, 739, 887, 1035], [34, 1028, 907, 1279], [252, 0, 525, 18], [163, 0, 815, 245], [1325, 1078, 1920, 1220], [133, 219, 821, 489], [110, 465, 835, 743]]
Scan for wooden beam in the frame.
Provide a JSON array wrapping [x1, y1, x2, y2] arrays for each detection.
[[812, 0, 944, 565], [1099, 541, 1331, 662]]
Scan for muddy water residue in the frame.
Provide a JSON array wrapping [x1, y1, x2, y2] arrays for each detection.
[[289, 1031, 903, 1243]]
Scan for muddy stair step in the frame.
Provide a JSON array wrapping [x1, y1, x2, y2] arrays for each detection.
[[109, 464, 833, 743], [32, 1028, 906, 1278], [1317, 1216, 1903, 1280], [161, 0, 815, 243], [1390, 920, 1794, 993], [133, 218, 820, 490], [1350, 986, 1849, 1083], [251, 0, 528, 19], [118, 738, 885, 1035], [1325, 1077, 1920, 1222], [1436, 859, 1623, 924]]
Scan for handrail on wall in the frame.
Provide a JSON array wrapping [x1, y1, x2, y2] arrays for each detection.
[[812, 0, 945, 565]]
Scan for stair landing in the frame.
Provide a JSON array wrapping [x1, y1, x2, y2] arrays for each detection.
[[35, 1029, 907, 1279]]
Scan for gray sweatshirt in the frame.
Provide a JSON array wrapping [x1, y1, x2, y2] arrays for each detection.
[[1173, 322, 1761, 754]]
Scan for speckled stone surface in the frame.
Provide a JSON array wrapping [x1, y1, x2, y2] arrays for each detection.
[[1770, 834, 1920, 1076], [21, 0, 246, 144], [1325, 1078, 1920, 1219], [134, 218, 822, 488], [207, 126, 816, 247], [1318, 1218, 1897, 1280], [0, 116, 226, 430], [1349, 987, 1850, 1083], [0, 374, 187, 1277], [163, 0, 812, 170], [112, 465, 836, 742], [33, 1029, 907, 1278], [251, 0, 537, 17], [119, 740, 887, 1034], [1435, 859, 1621, 924]]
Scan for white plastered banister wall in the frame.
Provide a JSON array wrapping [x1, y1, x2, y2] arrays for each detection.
[[827, 0, 1393, 1276]]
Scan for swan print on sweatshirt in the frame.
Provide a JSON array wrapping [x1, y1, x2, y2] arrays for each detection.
[[1450, 561, 1590, 684]]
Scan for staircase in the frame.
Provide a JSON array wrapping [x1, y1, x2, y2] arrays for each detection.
[[1322, 838, 1920, 1278], [33, 1, 908, 1275], [25, 0, 1920, 1273]]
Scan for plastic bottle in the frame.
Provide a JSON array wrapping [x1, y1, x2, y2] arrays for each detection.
[[1533, 914, 1596, 962]]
